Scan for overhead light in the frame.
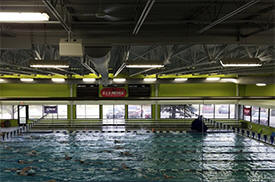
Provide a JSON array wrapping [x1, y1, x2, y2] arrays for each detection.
[[83, 78, 96, 82], [0, 79, 6, 83], [206, 77, 220, 81], [174, 78, 188, 82], [0, 12, 49, 22], [221, 78, 238, 83], [113, 78, 126, 82], [30, 60, 69, 68], [256, 83, 266, 87], [20, 78, 34, 82], [220, 58, 262, 67], [52, 78, 65, 83], [144, 78, 157, 82], [126, 60, 164, 68]]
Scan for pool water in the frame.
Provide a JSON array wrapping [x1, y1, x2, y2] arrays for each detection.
[[0, 131, 274, 182]]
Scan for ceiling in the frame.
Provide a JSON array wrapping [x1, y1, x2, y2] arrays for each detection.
[[0, 0, 274, 83]]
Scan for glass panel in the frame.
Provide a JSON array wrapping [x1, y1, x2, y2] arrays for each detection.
[[200, 104, 214, 118], [260, 108, 268, 126], [128, 105, 142, 119], [43, 105, 67, 119], [76, 105, 86, 118], [252, 106, 259, 123], [230, 104, 236, 119], [29, 105, 43, 119], [103, 105, 114, 119], [103, 105, 125, 124], [184, 104, 199, 118], [44, 105, 58, 119], [239, 105, 243, 120], [85, 105, 100, 118], [19, 106, 27, 124], [160, 105, 185, 119], [58, 105, 67, 119], [1, 105, 13, 119], [13, 105, 18, 119], [114, 105, 125, 119], [142, 105, 151, 119], [270, 109, 275, 128], [215, 104, 229, 118], [128, 105, 151, 119], [243, 106, 251, 121]]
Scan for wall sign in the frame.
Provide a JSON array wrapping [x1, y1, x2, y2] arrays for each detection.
[[243, 107, 251, 116], [44, 106, 58, 114], [100, 87, 127, 97]]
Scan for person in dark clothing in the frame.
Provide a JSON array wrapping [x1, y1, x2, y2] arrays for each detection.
[[191, 116, 208, 132]]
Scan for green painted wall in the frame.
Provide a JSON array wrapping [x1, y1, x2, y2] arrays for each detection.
[[0, 84, 71, 97], [239, 84, 275, 96], [158, 83, 237, 96], [0, 119, 18, 127], [1, 83, 274, 97]]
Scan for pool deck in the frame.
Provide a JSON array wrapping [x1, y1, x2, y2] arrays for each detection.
[[0, 127, 20, 133]]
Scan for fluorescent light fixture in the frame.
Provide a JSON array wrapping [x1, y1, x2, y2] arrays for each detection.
[[83, 78, 96, 82], [113, 78, 126, 82], [126, 60, 164, 68], [20, 78, 34, 82], [30, 60, 69, 68], [206, 77, 220, 81], [52, 78, 65, 83], [144, 78, 157, 82], [256, 83, 266, 86], [174, 78, 188, 82], [0, 12, 49, 22], [221, 78, 238, 83], [220, 58, 262, 67], [126, 65, 164, 68], [0, 79, 6, 83]]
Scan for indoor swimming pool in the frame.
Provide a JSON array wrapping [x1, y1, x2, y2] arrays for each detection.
[[0, 131, 274, 182]]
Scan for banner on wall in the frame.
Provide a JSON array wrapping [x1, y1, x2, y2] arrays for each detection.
[[44, 106, 58, 114], [100, 87, 127, 97], [243, 107, 251, 116]]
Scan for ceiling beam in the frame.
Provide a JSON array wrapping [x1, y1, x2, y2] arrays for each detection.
[[42, 0, 72, 35], [198, 0, 260, 34], [132, 0, 155, 35]]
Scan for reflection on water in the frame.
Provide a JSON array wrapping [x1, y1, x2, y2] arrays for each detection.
[[0, 132, 274, 182]]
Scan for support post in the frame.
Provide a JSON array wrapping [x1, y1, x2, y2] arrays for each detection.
[[155, 84, 158, 120]]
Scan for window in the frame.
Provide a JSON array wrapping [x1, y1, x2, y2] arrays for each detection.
[[76, 105, 100, 119], [270, 109, 275, 128], [230, 104, 236, 119], [215, 104, 229, 118], [43, 105, 67, 119], [103, 105, 125, 120], [260, 108, 268, 126], [185, 104, 199, 118], [13, 106, 18, 119], [160, 105, 185, 119], [243, 106, 251, 121], [128, 105, 151, 119], [0, 105, 14, 119], [252, 106, 259, 123], [57, 105, 67, 119], [29, 105, 43, 119], [200, 104, 214, 118]]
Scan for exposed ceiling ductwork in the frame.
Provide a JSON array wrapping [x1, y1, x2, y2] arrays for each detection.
[[85, 46, 112, 85]]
